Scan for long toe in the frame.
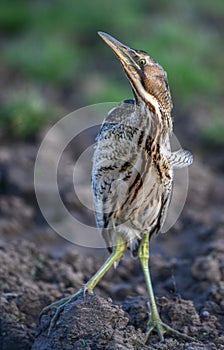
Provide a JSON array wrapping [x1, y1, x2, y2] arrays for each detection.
[[145, 319, 196, 344], [40, 295, 71, 317], [40, 287, 84, 335]]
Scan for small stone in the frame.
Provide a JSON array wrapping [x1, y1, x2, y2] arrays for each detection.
[[201, 310, 210, 317]]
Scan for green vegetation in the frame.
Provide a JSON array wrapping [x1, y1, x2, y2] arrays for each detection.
[[0, 90, 58, 139], [202, 119, 224, 146], [4, 34, 83, 83], [139, 20, 222, 102], [0, 0, 223, 142]]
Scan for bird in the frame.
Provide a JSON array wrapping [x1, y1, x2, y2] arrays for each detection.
[[42, 32, 193, 343]]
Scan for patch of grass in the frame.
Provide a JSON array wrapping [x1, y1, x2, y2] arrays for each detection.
[[0, 89, 58, 139], [0, 0, 223, 113], [3, 33, 83, 83], [28, 0, 141, 33], [133, 19, 222, 103], [0, 1, 32, 31]]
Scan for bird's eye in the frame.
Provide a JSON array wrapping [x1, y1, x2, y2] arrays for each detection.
[[138, 58, 146, 66]]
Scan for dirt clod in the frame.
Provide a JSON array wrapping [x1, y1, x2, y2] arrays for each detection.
[[32, 294, 147, 350]]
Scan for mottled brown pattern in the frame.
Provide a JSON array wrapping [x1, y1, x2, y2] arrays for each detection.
[[92, 34, 192, 255], [40, 32, 194, 344]]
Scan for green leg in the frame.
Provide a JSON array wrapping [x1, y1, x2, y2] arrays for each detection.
[[85, 235, 125, 292], [41, 235, 126, 334], [138, 232, 195, 343]]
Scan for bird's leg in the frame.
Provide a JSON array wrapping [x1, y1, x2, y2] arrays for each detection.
[[138, 232, 195, 343], [41, 235, 126, 334], [84, 234, 126, 292]]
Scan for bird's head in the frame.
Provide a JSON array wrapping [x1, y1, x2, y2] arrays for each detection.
[[98, 32, 173, 115]]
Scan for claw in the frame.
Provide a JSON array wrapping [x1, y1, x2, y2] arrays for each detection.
[[145, 299, 197, 343], [40, 287, 85, 335], [144, 317, 197, 344], [40, 295, 70, 321]]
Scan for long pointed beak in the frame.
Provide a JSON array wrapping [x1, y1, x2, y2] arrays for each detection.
[[98, 32, 136, 67]]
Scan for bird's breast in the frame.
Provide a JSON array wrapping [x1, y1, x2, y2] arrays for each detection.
[[92, 113, 173, 241]]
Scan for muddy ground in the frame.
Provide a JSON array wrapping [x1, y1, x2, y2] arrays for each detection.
[[0, 137, 224, 350]]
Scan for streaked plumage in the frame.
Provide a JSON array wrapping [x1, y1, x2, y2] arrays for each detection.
[[42, 32, 194, 343], [92, 49, 192, 256]]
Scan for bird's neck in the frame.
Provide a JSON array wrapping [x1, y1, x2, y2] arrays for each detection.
[[134, 96, 173, 135], [131, 80, 173, 134]]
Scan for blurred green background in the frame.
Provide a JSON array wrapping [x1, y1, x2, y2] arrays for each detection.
[[0, 0, 223, 157]]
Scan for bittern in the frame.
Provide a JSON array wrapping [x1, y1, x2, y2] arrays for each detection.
[[42, 32, 193, 343]]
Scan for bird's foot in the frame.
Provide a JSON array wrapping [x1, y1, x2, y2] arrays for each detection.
[[145, 319, 196, 343], [144, 311, 196, 344], [40, 286, 89, 335]]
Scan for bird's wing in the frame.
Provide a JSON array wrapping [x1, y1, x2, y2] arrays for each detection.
[[168, 149, 193, 169], [92, 99, 139, 232]]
